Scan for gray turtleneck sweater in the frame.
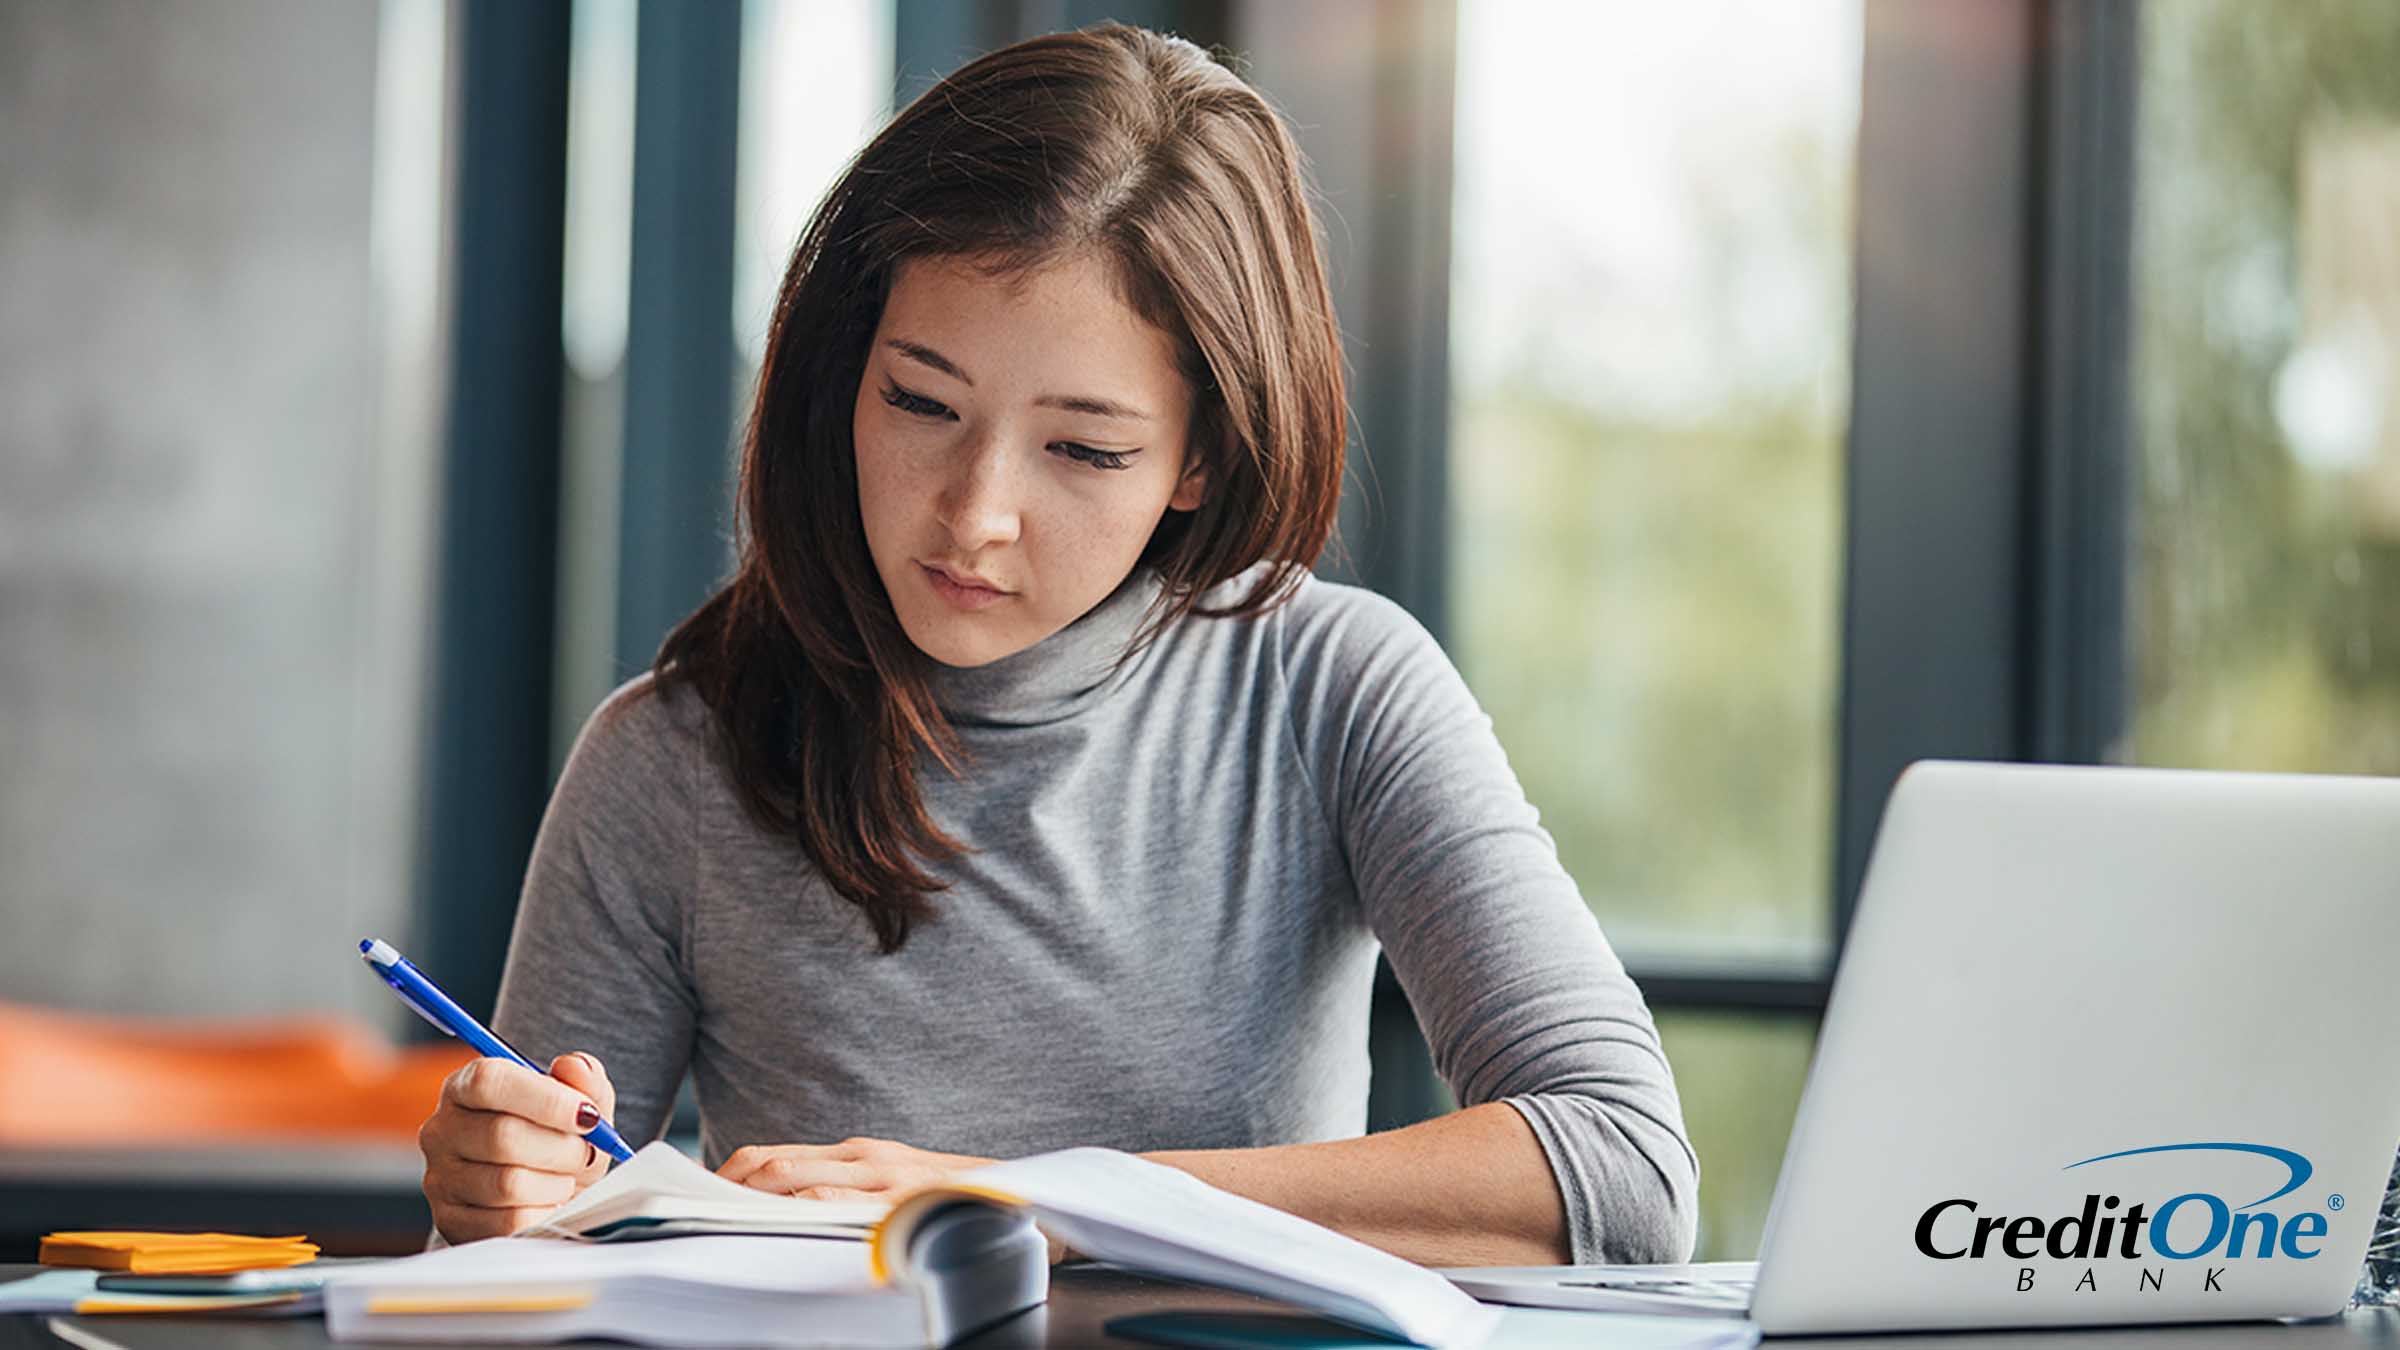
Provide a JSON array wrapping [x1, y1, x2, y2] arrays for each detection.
[[490, 563, 1699, 1264]]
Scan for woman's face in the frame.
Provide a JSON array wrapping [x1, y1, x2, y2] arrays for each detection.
[[853, 251, 1206, 668]]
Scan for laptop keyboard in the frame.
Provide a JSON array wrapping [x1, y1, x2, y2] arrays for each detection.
[[1561, 1272, 1756, 1312]]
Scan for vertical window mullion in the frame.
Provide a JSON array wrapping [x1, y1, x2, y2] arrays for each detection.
[[416, 0, 576, 1019], [614, 0, 742, 685], [2027, 0, 2138, 769], [1834, 0, 2043, 951]]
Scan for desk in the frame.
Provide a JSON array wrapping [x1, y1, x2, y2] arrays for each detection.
[[5, 1266, 2400, 1348], [0, 1147, 431, 1262]]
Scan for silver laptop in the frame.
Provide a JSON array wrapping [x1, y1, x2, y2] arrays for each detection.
[[1453, 760, 2400, 1335]]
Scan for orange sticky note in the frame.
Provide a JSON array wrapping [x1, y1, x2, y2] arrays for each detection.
[[40, 1232, 320, 1274]]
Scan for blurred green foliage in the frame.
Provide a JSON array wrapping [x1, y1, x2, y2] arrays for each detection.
[[1657, 1010, 1818, 1261], [2131, 0, 2400, 772], [1446, 0, 2400, 1264], [1446, 3, 1855, 1263], [1451, 392, 1842, 959], [1447, 122, 1852, 959]]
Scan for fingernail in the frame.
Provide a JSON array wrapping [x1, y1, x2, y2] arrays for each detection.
[[575, 1103, 600, 1131], [575, 1052, 600, 1074]]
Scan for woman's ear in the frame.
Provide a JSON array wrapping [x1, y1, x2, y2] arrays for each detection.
[[1169, 459, 1209, 512]]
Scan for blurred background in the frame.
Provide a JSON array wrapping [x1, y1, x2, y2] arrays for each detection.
[[1, 0, 2396, 1261]]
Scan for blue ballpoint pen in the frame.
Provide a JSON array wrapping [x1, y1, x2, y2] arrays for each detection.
[[357, 937, 634, 1163]]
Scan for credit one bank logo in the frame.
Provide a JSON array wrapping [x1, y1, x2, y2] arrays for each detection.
[[1914, 1143, 2335, 1294]]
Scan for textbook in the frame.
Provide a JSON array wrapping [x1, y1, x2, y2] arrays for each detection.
[[523, 1141, 889, 1241], [325, 1147, 1501, 1348]]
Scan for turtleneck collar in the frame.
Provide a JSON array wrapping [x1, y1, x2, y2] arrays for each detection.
[[924, 566, 1167, 728]]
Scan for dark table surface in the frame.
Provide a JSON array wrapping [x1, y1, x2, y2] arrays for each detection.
[[8, 1264, 2400, 1349], [0, 1146, 434, 1262]]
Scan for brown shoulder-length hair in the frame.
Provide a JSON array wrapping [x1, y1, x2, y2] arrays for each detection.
[[647, 22, 1345, 953]]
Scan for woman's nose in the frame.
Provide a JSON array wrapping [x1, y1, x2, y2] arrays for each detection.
[[935, 438, 1022, 552]]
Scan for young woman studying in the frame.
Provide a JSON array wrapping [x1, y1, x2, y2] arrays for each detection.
[[415, 21, 1697, 1270]]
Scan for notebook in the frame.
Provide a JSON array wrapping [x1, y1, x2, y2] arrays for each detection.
[[523, 1142, 888, 1241], [325, 1147, 1499, 1349], [0, 1268, 316, 1317]]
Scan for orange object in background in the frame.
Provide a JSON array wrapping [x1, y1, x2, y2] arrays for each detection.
[[0, 1002, 475, 1145]]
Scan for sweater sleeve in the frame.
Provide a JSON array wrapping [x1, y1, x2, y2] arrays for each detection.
[[488, 675, 701, 1151], [1278, 580, 1700, 1265]]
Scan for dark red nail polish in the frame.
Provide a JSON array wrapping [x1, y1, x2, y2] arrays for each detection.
[[576, 1103, 600, 1131]]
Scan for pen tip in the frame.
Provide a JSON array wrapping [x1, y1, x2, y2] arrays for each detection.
[[357, 938, 374, 954]]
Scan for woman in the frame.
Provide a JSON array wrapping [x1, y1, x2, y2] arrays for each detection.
[[418, 21, 1697, 1269]]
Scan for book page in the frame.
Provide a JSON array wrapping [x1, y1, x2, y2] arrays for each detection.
[[950, 1149, 1500, 1349], [527, 1141, 888, 1239]]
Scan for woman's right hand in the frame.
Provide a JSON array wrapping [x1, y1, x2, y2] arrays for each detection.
[[419, 1051, 618, 1244]]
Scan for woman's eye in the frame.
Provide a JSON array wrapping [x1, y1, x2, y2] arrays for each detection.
[[881, 381, 1131, 471], [880, 383, 952, 420], [1052, 442, 1136, 472]]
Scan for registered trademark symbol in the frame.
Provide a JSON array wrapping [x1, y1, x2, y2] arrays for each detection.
[[2330, 1194, 2347, 1211]]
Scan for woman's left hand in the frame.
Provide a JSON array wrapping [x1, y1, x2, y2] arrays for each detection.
[[717, 1137, 994, 1203]]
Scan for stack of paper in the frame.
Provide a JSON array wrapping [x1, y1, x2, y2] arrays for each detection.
[[325, 1230, 1047, 1347], [39, 1232, 320, 1273], [525, 1143, 889, 1242], [326, 1146, 1033, 1346]]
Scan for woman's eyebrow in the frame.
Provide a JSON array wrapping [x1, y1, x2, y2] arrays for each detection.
[[884, 337, 1154, 423]]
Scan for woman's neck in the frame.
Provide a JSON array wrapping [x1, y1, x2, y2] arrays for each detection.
[[923, 566, 1165, 727]]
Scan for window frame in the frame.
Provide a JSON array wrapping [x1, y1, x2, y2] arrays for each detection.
[[416, 0, 575, 1017], [417, 0, 2143, 1075], [1230, 0, 2142, 1029], [615, 0, 744, 689], [1835, 0, 2136, 959]]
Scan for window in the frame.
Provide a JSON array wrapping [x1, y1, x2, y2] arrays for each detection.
[[551, 0, 897, 758], [2128, 0, 2400, 776], [1448, 0, 1861, 1262], [1656, 1011, 1817, 1260], [556, 0, 639, 756], [734, 0, 896, 376], [1449, 1, 1861, 971]]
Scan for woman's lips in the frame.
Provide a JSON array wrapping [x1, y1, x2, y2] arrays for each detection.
[[920, 562, 1013, 611]]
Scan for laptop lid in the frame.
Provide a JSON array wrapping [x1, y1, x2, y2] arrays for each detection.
[[1749, 761, 2400, 1335]]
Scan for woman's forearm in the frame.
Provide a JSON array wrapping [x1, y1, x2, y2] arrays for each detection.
[[1141, 1101, 1569, 1267]]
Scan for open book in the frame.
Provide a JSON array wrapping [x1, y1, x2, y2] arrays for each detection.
[[327, 1145, 1500, 1348]]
